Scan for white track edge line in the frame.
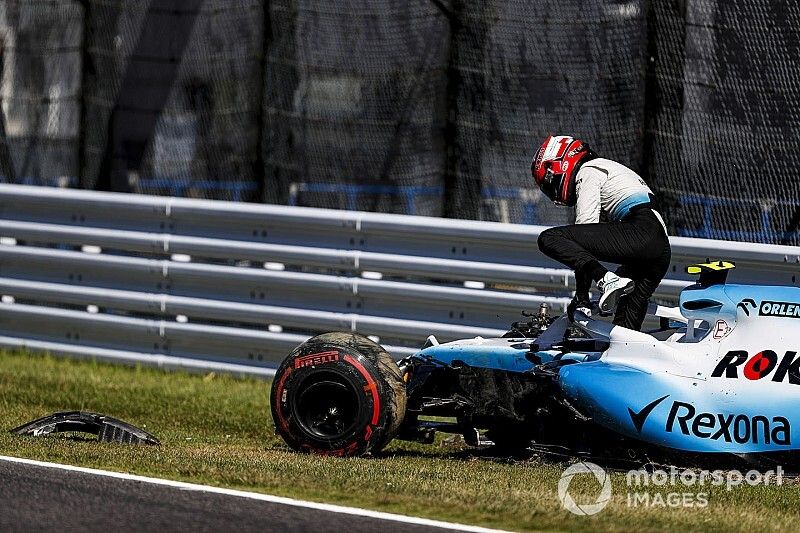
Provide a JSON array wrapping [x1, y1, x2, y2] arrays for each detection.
[[0, 455, 511, 533]]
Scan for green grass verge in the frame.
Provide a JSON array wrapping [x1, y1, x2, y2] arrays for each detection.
[[0, 350, 798, 532]]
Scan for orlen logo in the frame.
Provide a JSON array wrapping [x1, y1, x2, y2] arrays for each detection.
[[711, 350, 800, 384], [759, 301, 800, 319], [666, 401, 790, 446]]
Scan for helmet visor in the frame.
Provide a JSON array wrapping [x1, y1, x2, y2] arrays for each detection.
[[539, 169, 565, 204]]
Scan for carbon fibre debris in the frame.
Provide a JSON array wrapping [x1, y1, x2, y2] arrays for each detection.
[[11, 411, 160, 446]]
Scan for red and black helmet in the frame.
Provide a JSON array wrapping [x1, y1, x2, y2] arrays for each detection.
[[531, 135, 593, 206]]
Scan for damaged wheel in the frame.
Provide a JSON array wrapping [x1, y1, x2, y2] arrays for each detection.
[[270, 332, 406, 457]]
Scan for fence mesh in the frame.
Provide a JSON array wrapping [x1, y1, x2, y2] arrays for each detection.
[[264, 0, 450, 216], [0, 0, 82, 185], [82, 0, 265, 201], [647, 1, 800, 244], [0, 0, 798, 244]]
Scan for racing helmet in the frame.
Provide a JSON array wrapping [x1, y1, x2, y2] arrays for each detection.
[[531, 135, 593, 206]]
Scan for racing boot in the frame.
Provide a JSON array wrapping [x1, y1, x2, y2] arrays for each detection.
[[597, 271, 635, 313]]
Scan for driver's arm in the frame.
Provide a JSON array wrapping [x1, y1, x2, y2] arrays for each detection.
[[574, 168, 602, 224]]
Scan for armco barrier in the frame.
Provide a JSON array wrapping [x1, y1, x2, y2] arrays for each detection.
[[0, 184, 798, 375]]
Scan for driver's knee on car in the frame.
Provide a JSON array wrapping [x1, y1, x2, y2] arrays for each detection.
[[538, 228, 635, 316]]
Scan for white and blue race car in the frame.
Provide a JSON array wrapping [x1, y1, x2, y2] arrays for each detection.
[[271, 261, 800, 465]]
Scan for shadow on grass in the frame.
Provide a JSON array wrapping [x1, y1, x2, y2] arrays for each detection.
[[11, 434, 103, 444]]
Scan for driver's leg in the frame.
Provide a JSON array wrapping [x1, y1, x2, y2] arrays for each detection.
[[613, 273, 658, 330], [613, 250, 671, 330], [538, 222, 627, 284], [538, 210, 670, 325]]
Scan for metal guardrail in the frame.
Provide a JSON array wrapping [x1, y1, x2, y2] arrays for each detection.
[[0, 184, 799, 375]]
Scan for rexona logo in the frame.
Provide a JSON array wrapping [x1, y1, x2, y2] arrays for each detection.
[[712, 350, 800, 384], [628, 395, 669, 433], [666, 401, 791, 446], [759, 301, 800, 319], [629, 396, 791, 445]]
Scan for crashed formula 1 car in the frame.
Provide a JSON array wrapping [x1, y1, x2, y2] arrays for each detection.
[[271, 261, 800, 465]]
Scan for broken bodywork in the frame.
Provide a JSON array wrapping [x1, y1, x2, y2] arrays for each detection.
[[12, 411, 160, 445]]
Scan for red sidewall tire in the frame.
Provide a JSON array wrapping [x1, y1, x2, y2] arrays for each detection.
[[271, 333, 405, 457]]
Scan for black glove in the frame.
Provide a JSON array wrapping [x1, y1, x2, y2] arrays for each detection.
[[567, 292, 591, 322]]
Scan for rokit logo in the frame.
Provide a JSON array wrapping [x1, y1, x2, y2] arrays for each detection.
[[628, 396, 791, 445], [711, 350, 800, 384], [666, 401, 790, 446]]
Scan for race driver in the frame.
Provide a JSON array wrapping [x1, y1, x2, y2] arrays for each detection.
[[532, 135, 671, 331]]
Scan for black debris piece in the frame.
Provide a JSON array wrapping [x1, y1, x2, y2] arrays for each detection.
[[10, 411, 160, 445]]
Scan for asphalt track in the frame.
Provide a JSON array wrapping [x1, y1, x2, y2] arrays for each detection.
[[0, 456, 505, 533]]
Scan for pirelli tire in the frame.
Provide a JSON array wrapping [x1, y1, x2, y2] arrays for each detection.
[[270, 332, 407, 457]]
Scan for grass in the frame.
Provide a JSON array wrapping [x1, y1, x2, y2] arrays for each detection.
[[0, 350, 798, 532]]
